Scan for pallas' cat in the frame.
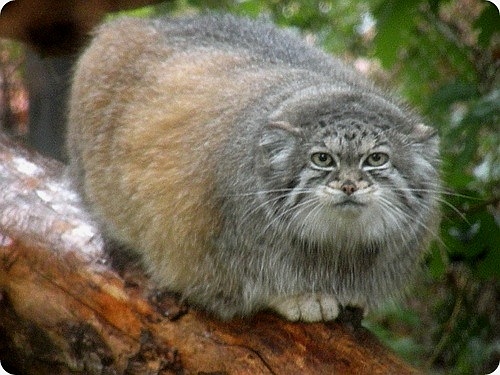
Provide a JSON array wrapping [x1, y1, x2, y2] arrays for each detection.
[[67, 14, 441, 321]]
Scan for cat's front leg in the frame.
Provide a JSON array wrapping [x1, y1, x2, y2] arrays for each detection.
[[269, 294, 340, 322]]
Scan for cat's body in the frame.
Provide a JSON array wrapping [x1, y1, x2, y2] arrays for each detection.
[[67, 14, 441, 321]]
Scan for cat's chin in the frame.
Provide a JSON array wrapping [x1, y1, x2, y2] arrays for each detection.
[[322, 196, 370, 217], [332, 199, 365, 208], [329, 203, 365, 220], [289, 200, 395, 252]]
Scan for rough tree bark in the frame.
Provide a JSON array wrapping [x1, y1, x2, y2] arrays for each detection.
[[0, 133, 421, 374]]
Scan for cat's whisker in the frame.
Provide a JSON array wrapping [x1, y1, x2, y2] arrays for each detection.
[[375, 198, 414, 244], [238, 189, 316, 228], [380, 179, 484, 203], [218, 187, 315, 198], [393, 187, 482, 201], [379, 185, 472, 225], [264, 196, 319, 236], [238, 195, 285, 228], [434, 197, 470, 224], [375, 182, 478, 224], [290, 197, 325, 243], [377, 196, 446, 250]]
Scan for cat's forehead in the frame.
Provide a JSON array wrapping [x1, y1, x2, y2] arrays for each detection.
[[271, 87, 409, 129], [327, 122, 384, 139], [312, 121, 389, 152]]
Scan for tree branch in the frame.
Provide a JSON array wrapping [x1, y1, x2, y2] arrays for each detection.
[[0, 133, 421, 374]]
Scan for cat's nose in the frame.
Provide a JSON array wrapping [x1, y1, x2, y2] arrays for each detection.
[[340, 181, 357, 195]]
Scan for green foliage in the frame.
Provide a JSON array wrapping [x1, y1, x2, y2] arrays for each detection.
[[364, 1, 499, 373], [373, 0, 422, 67], [363, 303, 426, 365], [114, 1, 499, 373]]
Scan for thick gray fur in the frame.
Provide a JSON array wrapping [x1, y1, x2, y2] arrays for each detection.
[[67, 14, 441, 321]]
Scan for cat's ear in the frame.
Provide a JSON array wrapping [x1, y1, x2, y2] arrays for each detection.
[[409, 123, 440, 162], [409, 123, 438, 142], [259, 121, 302, 170], [260, 121, 303, 147], [267, 121, 303, 137]]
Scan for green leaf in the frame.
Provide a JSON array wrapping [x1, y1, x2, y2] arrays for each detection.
[[470, 212, 500, 279], [440, 204, 500, 279], [474, 2, 500, 47], [475, 241, 500, 279], [459, 89, 500, 128], [373, 0, 422, 67], [429, 81, 479, 108], [427, 245, 448, 279]]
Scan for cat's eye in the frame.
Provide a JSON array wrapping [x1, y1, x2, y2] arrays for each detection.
[[311, 152, 335, 169], [364, 152, 389, 167]]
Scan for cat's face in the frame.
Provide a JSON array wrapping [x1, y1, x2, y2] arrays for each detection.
[[258, 91, 440, 246], [303, 122, 392, 214]]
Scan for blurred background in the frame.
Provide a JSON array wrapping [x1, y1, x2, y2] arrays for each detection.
[[0, 0, 498, 373]]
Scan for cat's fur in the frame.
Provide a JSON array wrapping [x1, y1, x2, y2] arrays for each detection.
[[67, 14, 441, 321]]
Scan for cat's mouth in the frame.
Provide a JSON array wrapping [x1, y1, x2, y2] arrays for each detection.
[[319, 187, 372, 209], [334, 199, 365, 207]]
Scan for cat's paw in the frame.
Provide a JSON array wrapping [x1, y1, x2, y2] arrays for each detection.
[[269, 294, 339, 322]]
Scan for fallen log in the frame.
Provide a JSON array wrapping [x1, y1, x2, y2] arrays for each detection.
[[0, 132, 421, 374]]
